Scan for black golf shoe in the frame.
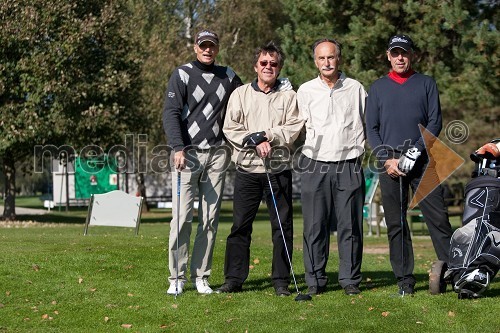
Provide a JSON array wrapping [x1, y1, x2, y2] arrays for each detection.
[[307, 285, 326, 295], [344, 284, 361, 295], [275, 286, 291, 297], [215, 283, 242, 294]]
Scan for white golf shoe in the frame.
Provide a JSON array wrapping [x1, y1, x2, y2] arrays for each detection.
[[194, 278, 213, 294], [167, 280, 184, 295]]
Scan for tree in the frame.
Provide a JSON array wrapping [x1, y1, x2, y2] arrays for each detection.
[[0, 0, 143, 219]]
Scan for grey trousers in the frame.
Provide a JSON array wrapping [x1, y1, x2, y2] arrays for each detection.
[[168, 147, 229, 284], [300, 156, 365, 288]]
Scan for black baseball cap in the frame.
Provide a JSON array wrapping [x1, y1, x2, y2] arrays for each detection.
[[195, 30, 219, 46], [387, 34, 414, 51]]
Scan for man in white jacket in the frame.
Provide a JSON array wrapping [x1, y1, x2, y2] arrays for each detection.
[[297, 38, 367, 296], [217, 41, 304, 296]]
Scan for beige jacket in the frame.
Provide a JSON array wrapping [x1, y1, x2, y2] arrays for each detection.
[[297, 73, 366, 162], [223, 82, 304, 173]]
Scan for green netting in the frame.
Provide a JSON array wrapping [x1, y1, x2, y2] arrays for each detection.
[[74, 155, 117, 199]]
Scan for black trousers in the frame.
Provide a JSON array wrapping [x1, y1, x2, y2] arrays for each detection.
[[300, 156, 365, 288], [379, 160, 453, 287], [223, 169, 293, 288]]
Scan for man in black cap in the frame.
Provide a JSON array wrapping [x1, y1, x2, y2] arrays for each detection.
[[366, 34, 453, 295], [163, 29, 243, 295]]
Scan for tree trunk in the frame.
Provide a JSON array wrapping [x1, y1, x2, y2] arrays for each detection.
[[3, 151, 16, 220]]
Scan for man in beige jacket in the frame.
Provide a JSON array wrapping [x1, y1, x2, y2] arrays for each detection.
[[217, 41, 304, 296]]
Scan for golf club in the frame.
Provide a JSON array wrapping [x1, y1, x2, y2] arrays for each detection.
[[175, 171, 181, 299], [263, 159, 312, 302], [399, 175, 407, 297]]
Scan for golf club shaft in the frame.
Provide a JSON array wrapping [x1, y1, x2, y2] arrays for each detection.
[[399, 176, 405, 296], [175, 171, 181, 298], [263, 164, 300, 295]]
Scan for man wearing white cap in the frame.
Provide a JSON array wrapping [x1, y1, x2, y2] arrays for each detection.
[[366, 34, 453, 295], [163, 29, 243, 295]]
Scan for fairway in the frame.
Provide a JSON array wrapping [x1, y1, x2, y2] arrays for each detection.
[[0, 203, 499, 333]]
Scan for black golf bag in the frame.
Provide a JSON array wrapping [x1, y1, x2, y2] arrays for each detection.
[[446, 163, 500, 298]]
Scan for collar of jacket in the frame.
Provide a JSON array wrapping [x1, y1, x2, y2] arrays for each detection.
[[251, 79, 280, 94]]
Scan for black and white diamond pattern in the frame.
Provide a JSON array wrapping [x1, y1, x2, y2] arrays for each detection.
[[202, 103, 214, 120], [179, 69, 189, 85], [202, 73, 214, 84], [193, 85, 205, 102], [188, 121, 200, 138], [216, 84, 226, 101]]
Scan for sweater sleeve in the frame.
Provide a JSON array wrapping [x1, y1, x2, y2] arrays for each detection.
[[266, 92, 305, 146], [366, 84, 390, 162], [415, 78, 442, 152], [162, 68, 187, 152]]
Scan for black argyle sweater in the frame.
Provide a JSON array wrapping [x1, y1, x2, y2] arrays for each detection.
[[162, 60, 243, 152]]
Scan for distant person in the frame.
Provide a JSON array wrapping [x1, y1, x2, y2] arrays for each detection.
[[162, 29, 243, 295], [297, 38, 366, 296], [366, 34, 453, 295], [217, 41, 304, 296]]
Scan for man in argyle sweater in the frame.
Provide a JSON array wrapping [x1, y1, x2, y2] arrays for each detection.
[[163, 29, 243, 295]]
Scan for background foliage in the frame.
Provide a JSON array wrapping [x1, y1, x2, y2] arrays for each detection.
[[1, 0, 498, 218]]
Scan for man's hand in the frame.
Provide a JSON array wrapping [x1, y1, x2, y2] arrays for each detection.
[[398, 148, 421, 173], [243, 131, 267, 146], [385, 159, 406, 178], [256, 141, 272, 158], [173, 151, 186, 171], [476, 142, 500, 159]]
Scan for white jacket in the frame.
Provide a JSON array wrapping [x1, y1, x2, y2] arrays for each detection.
[[297, 73, 366, 162], [223, 82, 304, 173]]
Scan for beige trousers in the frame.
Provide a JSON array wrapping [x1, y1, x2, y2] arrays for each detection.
[[168, 147, 228, 283]]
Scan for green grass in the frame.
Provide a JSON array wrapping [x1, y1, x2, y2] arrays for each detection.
[[0, 201, 499, 333]]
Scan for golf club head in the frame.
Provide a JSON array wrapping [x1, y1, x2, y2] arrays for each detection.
[[294, 293, 312, 301]]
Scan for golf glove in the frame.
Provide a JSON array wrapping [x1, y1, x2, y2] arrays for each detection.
[[243, 131, 267, 146], [277, 78, 293, 92], [398, 147, 421, 173]]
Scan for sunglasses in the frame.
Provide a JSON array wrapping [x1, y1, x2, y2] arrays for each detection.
[[259, 60, 279, 68]]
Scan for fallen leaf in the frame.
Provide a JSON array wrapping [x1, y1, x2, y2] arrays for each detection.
[[381, 311, 390, 317], [448, 311, 455, 317], [0, 303, 4, 308], [366, 277, 372, 282], [54, 311, 59, 315], [23, 318, 30, 321], [104, 317, 110, 323], [351, 300, 355, 304], [121, 324, 132, 328], [89, 288, 97, 292], [171, 304, 178, 309], [6, 291, 11, 296], [127, 293, 134, 297], [51, 301, 57, 305], [249, 265, 254, 269], [368, 307, 375, 311], [124, 265, 134, 270], [32, 264, 40, 271], [78, 278, 83, 284], [41, 314, 49, 320], [253, 258, 260, 264], [416, 321, 423, 324]]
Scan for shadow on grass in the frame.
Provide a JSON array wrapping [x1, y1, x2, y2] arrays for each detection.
[[213, 271, 432, 294]]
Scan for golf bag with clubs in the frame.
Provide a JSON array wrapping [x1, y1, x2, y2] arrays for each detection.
[[432, 150, 500, 299]]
